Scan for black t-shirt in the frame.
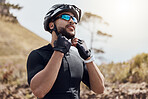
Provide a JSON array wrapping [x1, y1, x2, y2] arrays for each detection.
[[27, 44, 90, 99]]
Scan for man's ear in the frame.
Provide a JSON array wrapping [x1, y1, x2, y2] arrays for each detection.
[[49, 22, 54, 30]]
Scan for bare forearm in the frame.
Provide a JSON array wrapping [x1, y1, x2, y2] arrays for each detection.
[[30, 51, 64, 98], [71, 38, 105, 94], [86, 62, 105, 94]]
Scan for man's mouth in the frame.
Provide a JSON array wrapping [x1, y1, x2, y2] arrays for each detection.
[[66, 25, 75, 31]]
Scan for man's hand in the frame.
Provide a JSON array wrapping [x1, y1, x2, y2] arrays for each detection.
[[72, 38, 91, 60], [54, 34, 71, 54]]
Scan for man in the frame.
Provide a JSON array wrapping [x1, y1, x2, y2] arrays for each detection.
[[27, 4, 105, 99]]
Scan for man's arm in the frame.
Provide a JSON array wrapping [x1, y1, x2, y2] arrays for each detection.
[[85, 60, 105, 94], [29, 34, 71, 98], [72, 38, 105, 94], [30, 51, 64, 98]]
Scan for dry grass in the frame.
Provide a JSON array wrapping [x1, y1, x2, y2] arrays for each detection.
[[99, 53, 148, 83], [0, 18, 48, 83]]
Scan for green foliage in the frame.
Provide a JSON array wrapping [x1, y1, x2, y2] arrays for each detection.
[[99, 53, 148, 83]]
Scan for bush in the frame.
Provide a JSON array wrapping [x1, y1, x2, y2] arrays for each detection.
[[99, 53, 148, 83], [0, 61, 25, 84]]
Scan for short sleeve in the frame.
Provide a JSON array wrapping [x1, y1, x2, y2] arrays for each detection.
[[82, 62, 91, 89], [27, 50, 44, 85]]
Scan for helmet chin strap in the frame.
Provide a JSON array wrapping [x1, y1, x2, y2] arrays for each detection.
[[51, 23, 74, 39], [51, 23, 60, 36]]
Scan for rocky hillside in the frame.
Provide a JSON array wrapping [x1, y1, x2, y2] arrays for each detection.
[[0, 18, 148, 99], [0, 17, 48, 95], [80, 82, 148, 99], [0, 18, 48, 65]]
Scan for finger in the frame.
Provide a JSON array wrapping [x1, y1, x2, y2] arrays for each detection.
[[78, 39, 83, 44], [71, 38, 78, 41], [71, 38, 78, 47], [71, 38, 78, 43]]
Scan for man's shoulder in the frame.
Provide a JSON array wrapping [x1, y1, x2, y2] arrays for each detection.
[[36, 43, 53, 51], [29, 44, 53, 56]]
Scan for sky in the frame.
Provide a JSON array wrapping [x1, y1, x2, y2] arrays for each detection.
[[7, 0, 148, 64]]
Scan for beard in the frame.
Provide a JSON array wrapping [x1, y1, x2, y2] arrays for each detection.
[[57, 25, 75, 39]]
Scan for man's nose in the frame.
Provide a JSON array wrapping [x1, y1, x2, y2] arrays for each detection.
[[69, 17, 74, 24]]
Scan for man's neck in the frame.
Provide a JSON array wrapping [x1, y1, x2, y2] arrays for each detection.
[[51, 32, 58, 47]]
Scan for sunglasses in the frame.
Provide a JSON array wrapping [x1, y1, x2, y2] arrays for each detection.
[[54, 14, 78, 24]]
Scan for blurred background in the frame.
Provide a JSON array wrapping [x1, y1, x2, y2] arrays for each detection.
[[0, 0, 148, 98], [7, 0, 148, 64]]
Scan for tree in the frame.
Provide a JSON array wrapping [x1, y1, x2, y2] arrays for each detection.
[[79, 12, 112, 60], [0, 0, 22, 22]]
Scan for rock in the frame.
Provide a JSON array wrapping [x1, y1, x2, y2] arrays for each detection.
[[0, 82, 148, 99], [80, 82, 148, 99]]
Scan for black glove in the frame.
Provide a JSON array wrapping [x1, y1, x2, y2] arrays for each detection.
[[76, 39, 91, 60], [54, 34, 71, 54]]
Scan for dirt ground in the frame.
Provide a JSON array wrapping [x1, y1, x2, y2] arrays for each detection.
[[0, 82, 148, 99]]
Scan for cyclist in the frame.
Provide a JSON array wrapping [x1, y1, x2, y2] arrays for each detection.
[[27, 4, 105, 99]]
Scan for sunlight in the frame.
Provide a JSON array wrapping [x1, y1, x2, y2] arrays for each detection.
[[115, 0, 132, 17]]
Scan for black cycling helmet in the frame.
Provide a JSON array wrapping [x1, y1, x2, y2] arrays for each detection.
[[44, 4, 81, 33]]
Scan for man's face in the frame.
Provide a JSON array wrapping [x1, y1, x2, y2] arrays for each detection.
[[54, 12, 77, 39]]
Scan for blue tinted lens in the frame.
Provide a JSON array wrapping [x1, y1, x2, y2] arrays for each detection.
[[61, 15, 71, 21], [61, 14, 77, 23], [72, 17, 77, 23]]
